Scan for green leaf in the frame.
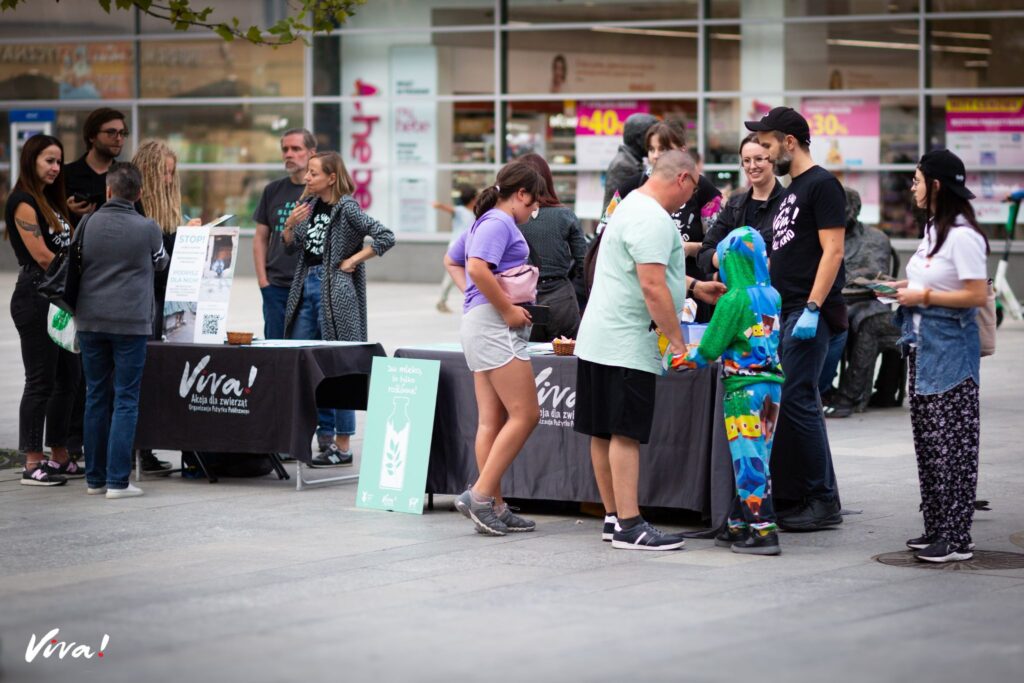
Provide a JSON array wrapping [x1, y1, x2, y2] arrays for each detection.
[[245, 25, 263, 43], [214, 24, 235, 42], [97, 0, 111, 12]]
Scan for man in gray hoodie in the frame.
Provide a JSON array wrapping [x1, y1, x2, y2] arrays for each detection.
[[76, 162, 169, 499], [601, 112, 658, 209]]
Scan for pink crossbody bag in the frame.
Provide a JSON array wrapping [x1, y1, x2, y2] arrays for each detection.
[[466, 217, 538, 304]]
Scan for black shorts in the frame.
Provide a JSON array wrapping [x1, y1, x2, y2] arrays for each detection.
[[572, 358, 657, 444]]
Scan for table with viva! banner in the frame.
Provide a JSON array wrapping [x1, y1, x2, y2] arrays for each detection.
[[135, 341, 385, 463], [394, 344, 735, 523]]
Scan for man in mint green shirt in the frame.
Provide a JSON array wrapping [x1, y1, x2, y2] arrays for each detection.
[[574, 150, 725, 551]]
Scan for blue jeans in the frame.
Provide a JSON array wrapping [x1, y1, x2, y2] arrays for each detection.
[[291, 266, 356, 439], [79, 332, 148, 489], [260, 284, 290, 340], [771, 310, 838, 504], [818, 329, 848, 395]]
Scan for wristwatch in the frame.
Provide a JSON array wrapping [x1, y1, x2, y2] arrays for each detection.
[[806, 301, 820, 313]]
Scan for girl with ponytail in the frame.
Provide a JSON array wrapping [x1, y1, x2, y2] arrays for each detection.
[[443, 161, 545, 536]]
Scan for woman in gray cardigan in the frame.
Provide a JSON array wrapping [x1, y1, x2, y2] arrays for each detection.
[[281, 151, 395, 466]]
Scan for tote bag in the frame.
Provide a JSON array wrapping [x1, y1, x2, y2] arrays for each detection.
[[978, 280, 996, 357]]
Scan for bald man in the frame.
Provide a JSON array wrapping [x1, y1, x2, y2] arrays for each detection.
[[574, 150, 726, 551]]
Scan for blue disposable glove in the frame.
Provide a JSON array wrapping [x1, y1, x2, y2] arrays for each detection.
[[1010, 189, 1024, 202], [792, 307, 820, 340]]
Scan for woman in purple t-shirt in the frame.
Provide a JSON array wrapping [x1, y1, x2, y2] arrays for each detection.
[[443, 162, 545, 536]]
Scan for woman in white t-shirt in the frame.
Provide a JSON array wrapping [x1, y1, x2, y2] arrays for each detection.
[[890, 150, 989, 564]]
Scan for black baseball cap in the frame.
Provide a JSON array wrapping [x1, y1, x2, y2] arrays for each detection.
[[918, 149, 975, 200], [744, 106, 811, 145]]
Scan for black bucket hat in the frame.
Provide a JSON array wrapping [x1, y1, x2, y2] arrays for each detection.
[[918, 149, 975, 200]]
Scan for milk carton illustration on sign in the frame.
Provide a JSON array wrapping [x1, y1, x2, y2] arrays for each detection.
[[380, 396, 410, 490]]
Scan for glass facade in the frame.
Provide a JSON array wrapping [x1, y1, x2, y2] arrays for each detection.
[[1, 0, 1023, 235]]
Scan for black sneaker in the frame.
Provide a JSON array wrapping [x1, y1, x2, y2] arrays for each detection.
[[21, 463, 68, 487], [823, 402, 854, 419], [777, 498, 843, 531], [139, 450, 173, 473], [907, 534, 974, 551], [316, 432, 334, 454], [715, 524, 750, 548], [915, 540, 973, 563], [731, 527, 781, 556], [52, 458, 86, 479], [611, 521, 685, 551], [310, 444, 353, 468], [602, 514, 620, 542]]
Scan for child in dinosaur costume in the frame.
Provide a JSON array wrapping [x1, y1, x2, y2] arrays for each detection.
[[667, 226, 785, 555]]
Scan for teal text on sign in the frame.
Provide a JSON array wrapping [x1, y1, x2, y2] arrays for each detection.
[[357, 356, 440, 515]]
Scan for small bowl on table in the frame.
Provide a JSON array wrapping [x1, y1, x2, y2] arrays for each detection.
[[226, 331, 254, 345], [552, 338, 576, 356]]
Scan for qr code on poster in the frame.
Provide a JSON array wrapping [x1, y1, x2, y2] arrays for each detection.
[[201, 314, 220, 336]]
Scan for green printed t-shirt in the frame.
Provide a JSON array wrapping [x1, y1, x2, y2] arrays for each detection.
[[576, 190, 686, 375], [253, 176, 305, 288]]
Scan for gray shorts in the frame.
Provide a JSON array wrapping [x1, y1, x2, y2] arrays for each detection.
[[460, 303, 532, 372]]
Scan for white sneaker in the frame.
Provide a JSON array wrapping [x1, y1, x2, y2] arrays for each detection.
[[106, 483, 144, 499], [86, 486, 107, 495]]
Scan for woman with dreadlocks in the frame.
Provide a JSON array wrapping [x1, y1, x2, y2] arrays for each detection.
[[131, 139, 200, 340]]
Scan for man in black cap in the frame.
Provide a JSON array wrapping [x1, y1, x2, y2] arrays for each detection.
[[602, 112, 658, 209], [745, 106, 847, 530]]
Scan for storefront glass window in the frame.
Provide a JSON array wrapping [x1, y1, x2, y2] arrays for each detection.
[[0, 3, 134, 37], [785, 21, 920, 90], [929, 18, 1024, 89], [179, 170, 282, 224], [505, 29, 698, 95], [508, 0, 697, 23], [341, 33, 494, 97], [139, 41, 304, 98], [139, 104, 303, 164], [0, 42, 135, 101]]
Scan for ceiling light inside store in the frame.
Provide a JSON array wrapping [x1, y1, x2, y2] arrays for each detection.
[[964, 60, 989, 68], [890, 28, 991, 41], [591, 26, 697, 39], [826, 38, 991, 55]]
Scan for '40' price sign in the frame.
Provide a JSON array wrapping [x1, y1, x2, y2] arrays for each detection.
[[576, 102, 649, 137]]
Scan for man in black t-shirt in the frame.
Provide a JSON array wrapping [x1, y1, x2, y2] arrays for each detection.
[[64, 108, 127, 226], [745, 106, 847, 531], [253, 128, 316, 339]]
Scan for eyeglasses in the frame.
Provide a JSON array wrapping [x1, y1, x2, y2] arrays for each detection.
[[741, 156, 771, 167], [911, 177, 921, 187], [100, 128, 129, 139]]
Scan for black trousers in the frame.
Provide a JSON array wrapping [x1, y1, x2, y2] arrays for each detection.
[[10, 269, 81, 453]]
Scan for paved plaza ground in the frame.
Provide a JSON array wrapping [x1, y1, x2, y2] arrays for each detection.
[[1, 273, 1022, 682]]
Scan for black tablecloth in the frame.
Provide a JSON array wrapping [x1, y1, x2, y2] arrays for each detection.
[[394, 347, 734, 521], [136, 342, 385, 462]]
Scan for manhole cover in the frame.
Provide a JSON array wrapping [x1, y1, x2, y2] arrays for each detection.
[[874, 550, 1024, 571], [1011, 532, 1024, 550]]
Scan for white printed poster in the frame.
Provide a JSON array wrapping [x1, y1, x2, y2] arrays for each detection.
[[163, 225, 240, 343]]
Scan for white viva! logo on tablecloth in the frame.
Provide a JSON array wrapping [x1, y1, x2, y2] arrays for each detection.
[[162, 220, 239, 343]]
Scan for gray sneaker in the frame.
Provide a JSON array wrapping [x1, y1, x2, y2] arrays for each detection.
[[497, 505, 535, 532], [454, 489, 508, 536]]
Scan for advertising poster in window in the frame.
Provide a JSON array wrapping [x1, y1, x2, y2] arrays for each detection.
[[162, 225, 240, 344], [574, 101, 650, 168], [946, 97, 1024, 167], [390, 45, 437, 233], [800, 97, 881, 168]]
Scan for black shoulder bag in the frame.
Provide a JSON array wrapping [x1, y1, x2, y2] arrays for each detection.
[[38, 212, 91, 314]]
